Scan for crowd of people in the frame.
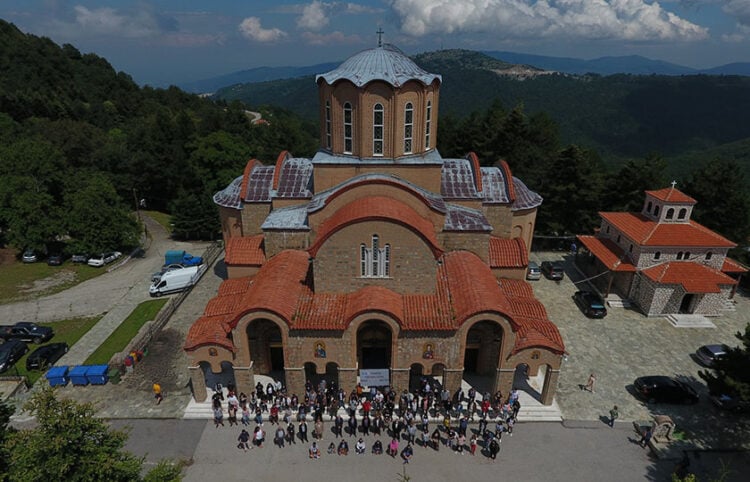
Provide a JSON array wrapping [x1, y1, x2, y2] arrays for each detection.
[[212, 377, 522, 462]]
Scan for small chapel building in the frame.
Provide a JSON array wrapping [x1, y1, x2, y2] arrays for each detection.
[[184, 43, 565, 404], [576, 186, 747, 316]]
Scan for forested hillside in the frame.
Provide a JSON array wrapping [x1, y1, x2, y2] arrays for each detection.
[[0, 20, 317, 253]]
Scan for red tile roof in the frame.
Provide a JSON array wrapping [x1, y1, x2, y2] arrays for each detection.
[[308, 196, 443, 258], [722, 257, 749, 274], [577, 235, 637, 272], [225, 235, 266, 266], [239, 159, 259, 203], [489, 237, 529, 269], [642, 262, 737, 293], [466, 152, 483, 192], [645, 187, 696, 204], [600, 212, 735, 248], [185, 250, 565, 355], [498, 160, 516, 203], [272, 150, 291, 191]]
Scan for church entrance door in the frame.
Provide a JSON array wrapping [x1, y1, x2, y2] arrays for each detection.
[[357, 320, 392, 369]]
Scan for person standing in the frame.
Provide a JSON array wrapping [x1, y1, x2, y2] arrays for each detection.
[[401, 443, 413, 464], [153, 383, 163, 405], [469, 433, 477, 456], [213, 406, 224, 428], [585, 373, 596, 393], [639, 426, 653, 448], [299, 420, 309, 443], [609, 405, 619, 428], [287, 422, 296, 444], [489, 436, 500, 460]]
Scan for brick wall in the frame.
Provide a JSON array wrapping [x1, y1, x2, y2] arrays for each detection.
[[264, 231, 310, 258], [240, 203, 271, 236], [439, 232, 489, 263]]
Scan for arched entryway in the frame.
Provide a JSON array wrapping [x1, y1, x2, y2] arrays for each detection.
[[357, 320, 392, 369], [247, 319, 284, 376], [409, 363, 424, 393], [200, 360, 236, 395], [463, 320, 503, 394], [514, 363, 547, 403], [325, 362, 339, 390], [679, 294, 695, 314]]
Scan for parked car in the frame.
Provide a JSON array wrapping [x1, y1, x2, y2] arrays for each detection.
[[0, 340, 29, 374], [87, 251, 122, 267], [710, 393, 750, 413], [71, 253, 90, 263], [47, 253, 66, 266], [633, 376, 699, 404], [0, 322, 54, 344], [573, 290, 608, 318], [541, 261, 565, 281], [25, 342, 69, 370], [526, 261, 541, 281], [694, 344, 729, 367], [22, 249, 37, 263]]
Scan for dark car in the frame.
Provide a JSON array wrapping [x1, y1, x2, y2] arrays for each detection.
[[710, 393, 750, 413], [694, 344, 729, 367], [573, 290, 607, 318], [541, 261, 565, 281], [25, 342, 69, 370], [0, 340, 29, 373], [47, 253, 66, 266], [633, 376, 699, 404]]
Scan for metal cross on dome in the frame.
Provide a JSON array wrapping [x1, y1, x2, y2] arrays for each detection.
[[671, 180, 677, 188], [376, 27, 384, 47]]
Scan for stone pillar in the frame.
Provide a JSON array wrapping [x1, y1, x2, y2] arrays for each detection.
[[339, 367, 358, 393], [496, 368, 515, 399], [285, 366, 305, 395], [234, 364, 255, 398], [443, 368, 464, 394], [188, 366, 207, 402], [540, 367, 560, 406], [391, 368, 409, 393]]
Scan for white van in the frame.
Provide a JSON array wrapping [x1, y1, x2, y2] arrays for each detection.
[[149, 264, 207, 297]]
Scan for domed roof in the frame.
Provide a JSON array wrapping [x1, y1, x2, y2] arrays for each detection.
[[316, 44, 441, 88]]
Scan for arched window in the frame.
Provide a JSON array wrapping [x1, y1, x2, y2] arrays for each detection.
[[606, 226, 610, 234], [678, 208, 687, 220], [666, 208, 674, 219], [360, 235, 390, 278], [654, 205, 660, 216], [677, 252, 684, 260], [706, 252, 713, 260], [646, 201, 652, 213], [617, 235, 621, 243], [685, 252, 691, 260], [654, 251, 661, 260], [325, 100, 332, 150], [425, 100, 432, 150], [629, 244, 633, 253], [404, 102, 413, 154], [343, 102, 353, 154], [373, 103, 384, 156]]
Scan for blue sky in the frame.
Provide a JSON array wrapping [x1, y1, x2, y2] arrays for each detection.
[[2, 1, 749, 86]]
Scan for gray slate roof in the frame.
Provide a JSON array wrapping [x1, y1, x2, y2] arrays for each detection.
[[213, 175, 243, 209], [312, 149, 443, 165], [316, 44, 441, 88], [512, 177, 543, 211]]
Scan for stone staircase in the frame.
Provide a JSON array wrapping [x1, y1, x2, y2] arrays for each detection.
[[606, 294, 632, 309], [720, 299, 737, 312], [666, 314, 716, 329]]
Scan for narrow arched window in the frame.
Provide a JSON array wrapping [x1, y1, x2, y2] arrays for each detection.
[[360, 243, 367, 276], [606, 226, 610, 234], [343, 102, 353, 154], [373, 103, 384, 156], [617, 235, 621, 243], [404, 102, 413, 154], [647, 201, 652, 213], [360, 235, 390, 278], [425, 100, 432, 150], [666, 208, 674, 219], [654, 252, 661, 260], [384, 244, 391, 277], [677, 251, 683, 260], [629, 244, 633, 253], [685, 252, 691, 260], [325, 100, 332, 150], [678, 208, 687, 220], [706, 252, 713, 260], [654, 205, 660, 216]]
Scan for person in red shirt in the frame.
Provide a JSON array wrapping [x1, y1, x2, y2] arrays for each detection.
[[362, 399, 371, 416]]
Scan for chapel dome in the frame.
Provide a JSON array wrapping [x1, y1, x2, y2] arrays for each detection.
[[316, 44, 441, 88]]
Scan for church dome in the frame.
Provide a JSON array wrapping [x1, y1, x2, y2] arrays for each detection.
[[316, 44, 441, 88]]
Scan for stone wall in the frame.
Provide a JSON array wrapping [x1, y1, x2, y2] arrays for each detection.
[[439, 232, 489, 263], [240, 203, 271, 236], [264, 231, 310, 258], [218, 206, 243, 243]]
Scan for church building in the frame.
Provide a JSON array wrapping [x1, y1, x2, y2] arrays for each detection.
[[184, 43, 565, 404], [576, 186, 746, 316]]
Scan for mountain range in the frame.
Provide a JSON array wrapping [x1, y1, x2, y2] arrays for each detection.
[[179, 50, 750, 93]]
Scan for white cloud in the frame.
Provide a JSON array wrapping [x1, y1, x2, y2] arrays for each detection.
[[302, 30, 362, 45], [73, 5, 163, 38], [297, 1, 329, 31], [389, 0, 709, 41], [238, 17, 287, 42], [724, 0, 750, 27]]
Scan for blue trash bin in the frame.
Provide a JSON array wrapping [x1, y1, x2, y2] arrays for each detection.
[[86, 365, 109, 385], [69, 365, 89, 386], [45, 366, 69, 387]]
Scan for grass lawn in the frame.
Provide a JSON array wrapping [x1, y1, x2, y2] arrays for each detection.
[[84, 299, 168, 366], [9, 316, 102, 386], [0, 261, 107, 304], [142, 210, 172, 234]]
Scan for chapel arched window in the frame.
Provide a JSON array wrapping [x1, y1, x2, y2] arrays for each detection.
[[360, 235, 390, 278], [343, 102, 353, 154], [373, 103, 384, 156], [425, 100, 432, 151], [404, 102, 413, 154]]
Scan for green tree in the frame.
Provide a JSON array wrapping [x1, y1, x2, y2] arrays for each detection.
[[684, 158, 750, 244], [169, 191, 220, 240], [700, 323, 750, 406], [603, 155, 667, 212], [0, 396, 15, 480], [4, 388, 144, 482]]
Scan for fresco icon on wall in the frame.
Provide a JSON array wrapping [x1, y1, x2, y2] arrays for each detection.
[[315, 342, 327, 358], [423, 343, 434, 359]]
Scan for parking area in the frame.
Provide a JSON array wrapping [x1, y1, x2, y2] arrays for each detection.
[[528, 252, 750, 449]]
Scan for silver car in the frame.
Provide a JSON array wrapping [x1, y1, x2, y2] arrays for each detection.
[[695, 344, 729, 367], [526, 261, 541, 281]]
